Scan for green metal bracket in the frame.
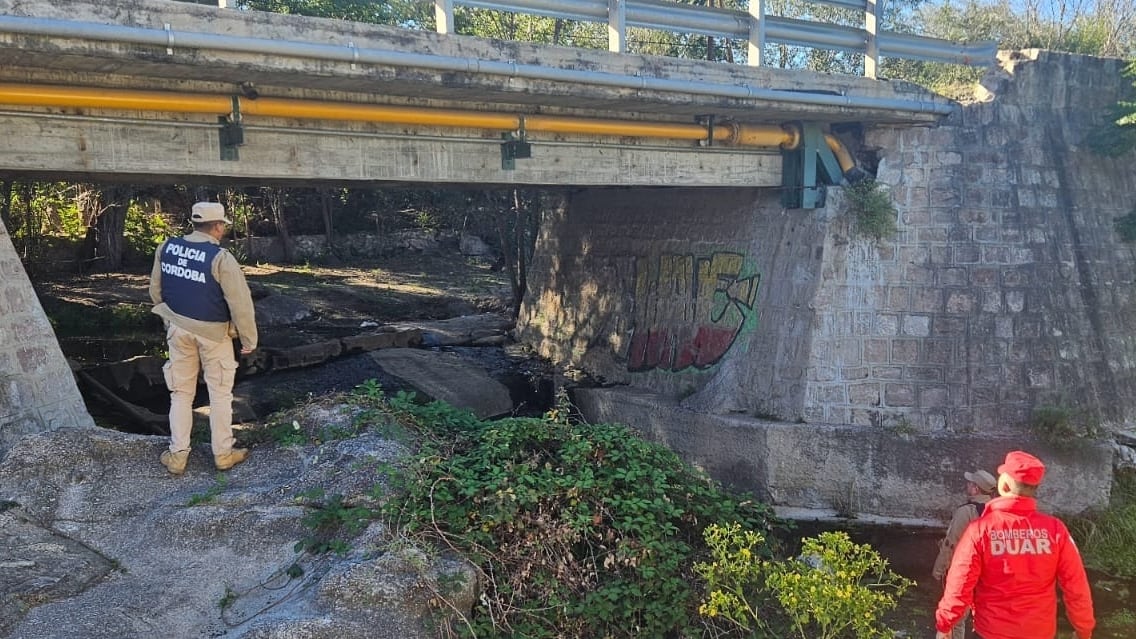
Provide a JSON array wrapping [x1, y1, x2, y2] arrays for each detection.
[[219, 96, 244, 162], [500, 132, 531, 170], [781, 122, 844, 209], [501, 117, 532, 170]]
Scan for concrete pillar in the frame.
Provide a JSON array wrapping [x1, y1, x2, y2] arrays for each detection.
[[0, 218, 94, 455]]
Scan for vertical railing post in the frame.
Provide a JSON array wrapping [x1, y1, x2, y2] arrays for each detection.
[[747, 0, 765, 66], [608, 0, 626, 53], [864, 0, 880, 78], [435, 0, 455, 34]]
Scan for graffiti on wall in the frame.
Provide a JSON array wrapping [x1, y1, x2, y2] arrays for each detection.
[[628, 251, 760, 372]]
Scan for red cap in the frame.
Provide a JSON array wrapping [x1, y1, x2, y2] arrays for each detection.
[[998, 450, 1046, 486]]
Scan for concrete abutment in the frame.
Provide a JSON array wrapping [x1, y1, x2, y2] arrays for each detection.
[[518, 50, 1135, 517]]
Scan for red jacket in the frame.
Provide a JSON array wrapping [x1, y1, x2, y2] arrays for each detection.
[[935, 495, 1095, 639]]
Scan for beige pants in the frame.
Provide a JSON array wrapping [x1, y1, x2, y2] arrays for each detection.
[[162, 323, 238, 457], [952, 608, 972, 639]]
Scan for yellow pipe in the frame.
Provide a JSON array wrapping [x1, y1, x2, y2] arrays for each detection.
[[242, 97, 520, 129], [0, 82, 856, 169], [0, 82, 232, 113], [721, 122, 800, 149], [825, 133, 856, 173]]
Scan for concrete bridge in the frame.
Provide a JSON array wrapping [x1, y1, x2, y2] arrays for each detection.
[[0, 0, 1129, 522], [0, 0, 968, 191]]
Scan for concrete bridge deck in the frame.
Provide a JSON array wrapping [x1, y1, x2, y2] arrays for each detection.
[[0, 0, 955, 186]]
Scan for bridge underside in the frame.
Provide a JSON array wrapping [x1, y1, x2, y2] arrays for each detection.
[[0, 0, 955, 187]]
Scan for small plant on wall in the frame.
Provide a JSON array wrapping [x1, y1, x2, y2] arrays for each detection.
[[1029, 403, 1102, 446], [1113, 208, 1136, 242], [844, 179, 898, 241]]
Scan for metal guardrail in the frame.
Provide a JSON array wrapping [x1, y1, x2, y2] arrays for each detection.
[[433, 0, 997, 78], [209, 0, 995, 80]]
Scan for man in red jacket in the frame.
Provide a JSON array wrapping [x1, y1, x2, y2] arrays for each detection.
[[935, 450, 1095, 639]]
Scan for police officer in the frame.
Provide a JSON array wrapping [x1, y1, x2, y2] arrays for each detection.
[[149, 201, 257, 475], [934, 451, 1095, 639], [933, 468, 997, 639]]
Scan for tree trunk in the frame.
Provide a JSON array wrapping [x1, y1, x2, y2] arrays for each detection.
[[20, 182, 35, 257], [265, 187, 294, 263], [320, 187, 335, 253], [94, 185, 131, 271], [0, 177, 12, 232]]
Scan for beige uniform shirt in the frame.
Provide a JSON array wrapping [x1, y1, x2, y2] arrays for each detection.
[[932, 494, 992, 580], [149, 231, 258, 351]]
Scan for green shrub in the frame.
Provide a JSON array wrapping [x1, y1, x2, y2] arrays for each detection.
[[844, 179, 898, 241], [383, 400, 782, 639], [697, 525, 913, 639]]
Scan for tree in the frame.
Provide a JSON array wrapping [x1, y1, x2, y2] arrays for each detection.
[[886, 0, 1136, 96], [1110, 60, 1136, 154], [235, 0, 428, 27]]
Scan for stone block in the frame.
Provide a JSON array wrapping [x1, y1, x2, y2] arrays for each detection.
[[901, 315, 931, 336], [884, 383, 915, 406], [340, 329, 422, 353], [848, 382, 881, 405], [891, 339, 920, 364], [269, 341, 345, 370]]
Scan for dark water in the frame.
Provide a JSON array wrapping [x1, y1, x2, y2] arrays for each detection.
[[791, 522, 1135, 638]]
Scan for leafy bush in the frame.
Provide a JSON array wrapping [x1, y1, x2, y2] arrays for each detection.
[[383, 399, 782, 639], [697, 525, 913, 639], [844, 180, 898, 241]]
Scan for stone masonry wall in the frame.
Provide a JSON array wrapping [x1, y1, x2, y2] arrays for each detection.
[[520, 50, 1136, 436], [0, 219, 94, 455], [839, 49, 1136, 433]]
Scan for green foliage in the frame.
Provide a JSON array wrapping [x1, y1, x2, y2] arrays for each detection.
[[1069, 469, 1136, 579], [44, 301, 157, 339], [386, 391, 483, 436], [218, 586, 238, 610], [696, 522, 774, 635], [1029, 404, 1102, 446], [844, 180, 898, 241], [295, 491, 375, 555], [767, 532, 913, 639], [124, 201, 177, 259], [273, 419, 310, 446], [187, 474, 229, 506], [698, 525, 913, 639], [1114, 210, 1136, 242], [235, 0, 428, 27], [384, 402, 782, 639]]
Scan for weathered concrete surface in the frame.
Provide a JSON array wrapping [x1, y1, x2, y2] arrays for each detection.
[[0, 221, 93, 457], [370, 348, 513, 419], [0, 0, 951, 124], [0, 415, 477, 639], [576, 387, 1114, 520], [0, 0, 951, 186]]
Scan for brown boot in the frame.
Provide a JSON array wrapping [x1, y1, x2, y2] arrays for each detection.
[[214, 448, 249, 471], [160, 449, 190, 475]]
